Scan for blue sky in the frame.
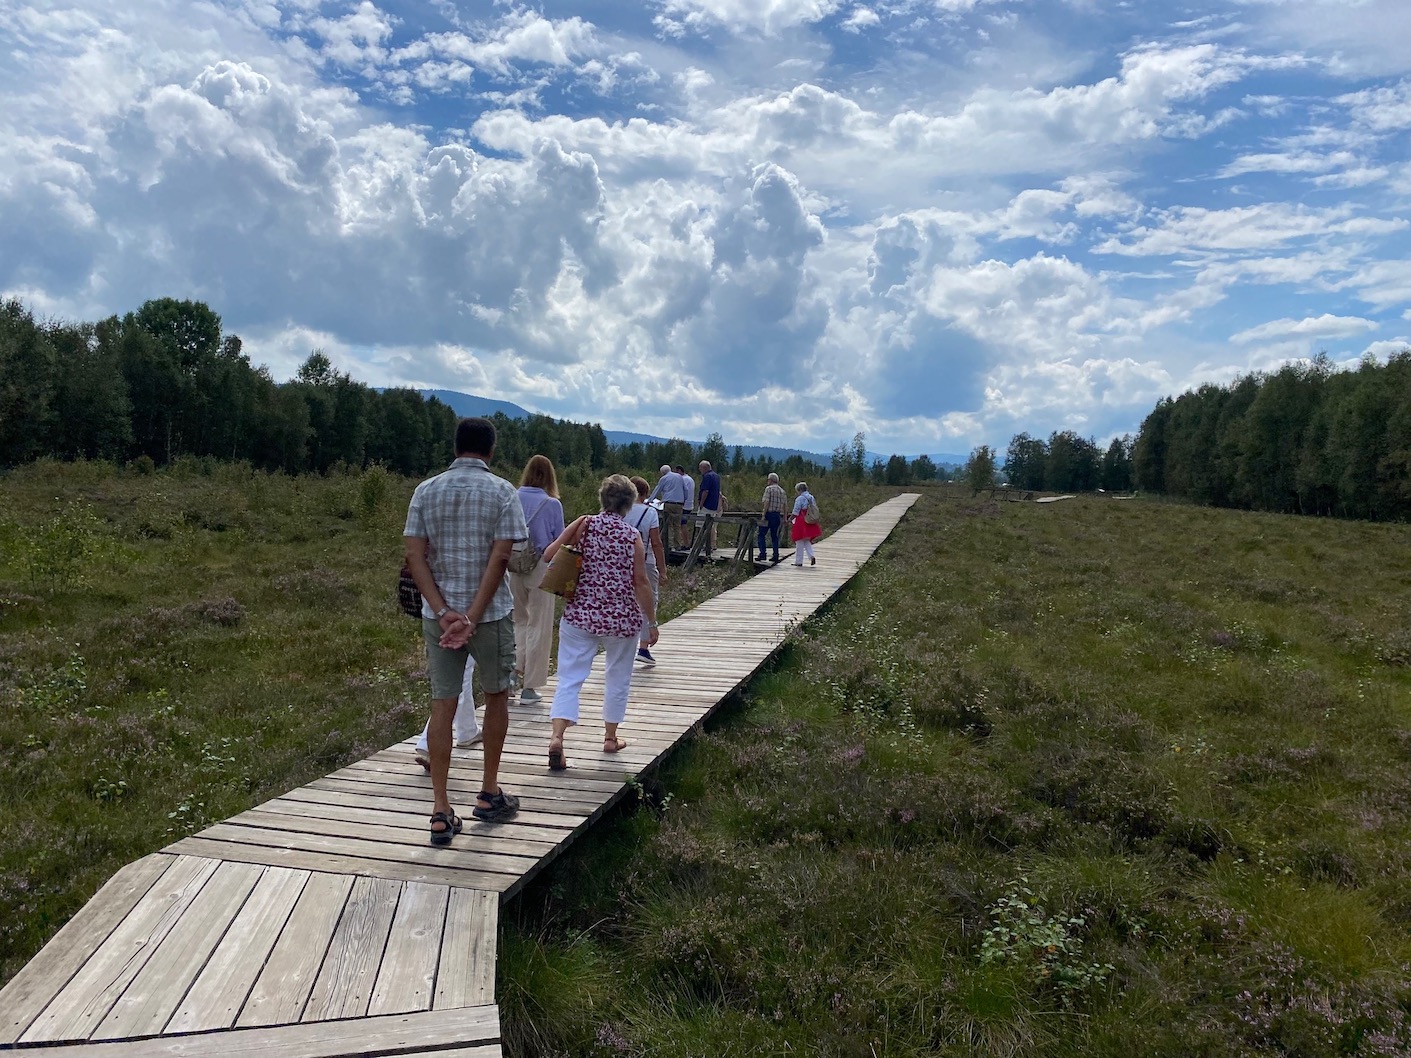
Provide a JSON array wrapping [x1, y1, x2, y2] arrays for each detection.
[[3, 0, 1409, 455]]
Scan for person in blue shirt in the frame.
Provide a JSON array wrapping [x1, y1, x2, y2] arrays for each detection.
[[698, 460, 722, 552], [646, 464, 688, 552]]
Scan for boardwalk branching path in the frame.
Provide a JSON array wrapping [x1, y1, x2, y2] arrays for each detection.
[[0, 495, 919, 1056]]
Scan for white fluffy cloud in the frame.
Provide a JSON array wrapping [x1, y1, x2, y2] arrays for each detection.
[[2, 0, 1409, 455], [1231, 314, 1378, 344]]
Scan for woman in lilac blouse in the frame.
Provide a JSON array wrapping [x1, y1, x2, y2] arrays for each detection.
[[508, 455, 566, 703]]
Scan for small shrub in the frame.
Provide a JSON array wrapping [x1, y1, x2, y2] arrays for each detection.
[[23, 505, 105, 592], [979, 879, 1114, 1008], [358, 464, 392, 517]]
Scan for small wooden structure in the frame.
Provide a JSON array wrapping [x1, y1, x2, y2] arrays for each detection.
[[0, 496, 920, 1057]]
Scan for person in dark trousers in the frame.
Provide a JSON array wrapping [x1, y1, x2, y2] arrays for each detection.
[[759, 472, 787, 562], [646, 464, 687, 552], [404, 417, 527, 842], [698, 460, 721, 552]]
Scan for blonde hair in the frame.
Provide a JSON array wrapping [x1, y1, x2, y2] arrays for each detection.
[[520, 454, 559, 497]]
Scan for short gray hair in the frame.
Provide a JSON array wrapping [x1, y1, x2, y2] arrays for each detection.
[[796, 481, 808, 493], [600, 474, 637, 516], [767, 473, 779, 483], [659, 464, 671, 475]]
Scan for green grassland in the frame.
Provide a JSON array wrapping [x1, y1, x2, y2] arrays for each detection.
[[0, 457, 883, 988], [497, 491, 1411, 1057], [5, 464, 1411, 1056]]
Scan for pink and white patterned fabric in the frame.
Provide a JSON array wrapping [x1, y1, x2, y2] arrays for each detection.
[[563, 513, 644, 638]]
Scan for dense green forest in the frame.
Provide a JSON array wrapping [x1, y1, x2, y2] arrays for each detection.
[[1130, 353, 1411, 520], [0, 297, 841, 483], [1001, 431, 1134, 494]]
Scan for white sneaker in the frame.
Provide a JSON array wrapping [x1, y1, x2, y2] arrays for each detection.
[[455, 732, 483, 748]]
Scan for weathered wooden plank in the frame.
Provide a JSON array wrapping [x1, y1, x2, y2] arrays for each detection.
[[367, 881, 448, 1016], [18, 1005, 500, 1057], [301, 875, 402, 1022], [236, 871, 354, 1027], [242, 802, 562, 854], [225, 806, 555, 863], [20, 855, 220, 1043], [194, 823, 540, 878], [165, 865, 310, 1033], [318, 768, 612, 812], [0, 855, 174, 1044], [435, 888, 498, 1010], [94, 861, 264, 1039], [174, 835, 516, 896], [280, 785, 582, 831], [357, 755, 628, 793]]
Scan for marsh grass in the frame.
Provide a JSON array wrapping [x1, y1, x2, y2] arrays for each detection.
[[499, 491, 1411, 1057], [0, 458, 890, 987]]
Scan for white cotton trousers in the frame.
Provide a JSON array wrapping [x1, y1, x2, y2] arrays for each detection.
[[415, 658, 480, 751], [793, 538, 816, 564], [639, 561, 659, 648], [549, 618, 638, 726], [509, 559, 555, 690]]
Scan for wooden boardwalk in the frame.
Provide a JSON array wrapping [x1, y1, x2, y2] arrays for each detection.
[[0, 495, 919, 1056]]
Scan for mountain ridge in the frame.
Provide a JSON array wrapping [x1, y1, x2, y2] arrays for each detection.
[[418, 388, 967, 467]]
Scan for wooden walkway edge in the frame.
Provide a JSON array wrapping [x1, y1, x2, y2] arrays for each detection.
[[0, 495, 919, 1055]]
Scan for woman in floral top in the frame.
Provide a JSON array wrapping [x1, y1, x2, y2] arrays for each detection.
[[541, 475, 659, 770]]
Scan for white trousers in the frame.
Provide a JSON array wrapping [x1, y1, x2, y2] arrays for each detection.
[[793, 538, 816, 564], [415, 658, 479, 751], [639, 561, 659, 647], [549, 618, 638, 726], [509, 559, 554, 690]]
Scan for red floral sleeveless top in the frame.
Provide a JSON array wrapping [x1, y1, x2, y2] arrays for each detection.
[[564, 513, 644, 638]]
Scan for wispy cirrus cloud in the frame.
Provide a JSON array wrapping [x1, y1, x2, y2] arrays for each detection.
[[1231, 314, 1378, 344]]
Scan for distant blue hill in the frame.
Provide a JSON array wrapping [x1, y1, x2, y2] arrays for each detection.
[[419, 388, 534, 420], [418, 387, 965, 468]]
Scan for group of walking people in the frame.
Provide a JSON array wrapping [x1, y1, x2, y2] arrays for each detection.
[[403, 416, 822, 845]]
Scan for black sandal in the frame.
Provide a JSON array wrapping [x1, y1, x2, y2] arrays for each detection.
[[429, 810, 462, 846]]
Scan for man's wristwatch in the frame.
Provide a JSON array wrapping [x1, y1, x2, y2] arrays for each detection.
[[434, 605, 450, 619]]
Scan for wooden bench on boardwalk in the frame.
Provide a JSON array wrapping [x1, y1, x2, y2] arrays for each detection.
[[0, 495, 920, 1057]]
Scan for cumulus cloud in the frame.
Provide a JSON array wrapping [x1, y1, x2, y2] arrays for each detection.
[[2, 0, 1409, 454], [652, 0, 847, 36]]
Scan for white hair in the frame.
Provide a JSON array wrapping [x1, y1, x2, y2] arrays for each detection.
[[659, 464, 671, 474], [767, 473, 779, 483]]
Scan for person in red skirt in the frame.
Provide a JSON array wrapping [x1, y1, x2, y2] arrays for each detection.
[[790, 481, 822, 566]]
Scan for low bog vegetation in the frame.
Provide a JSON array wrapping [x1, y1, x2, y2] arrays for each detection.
[[0, 457, 884, 987], [499, 493, 1411, 1057], [8, 463, 1410, 1056]]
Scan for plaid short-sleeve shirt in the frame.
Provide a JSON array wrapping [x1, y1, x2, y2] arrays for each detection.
[[761, 483, 788, 514], [404, 457, 528, 622]]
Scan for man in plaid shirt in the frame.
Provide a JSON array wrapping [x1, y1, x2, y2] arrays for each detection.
[[758, 472, 788, 563], [405, 417, 528, 841]]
